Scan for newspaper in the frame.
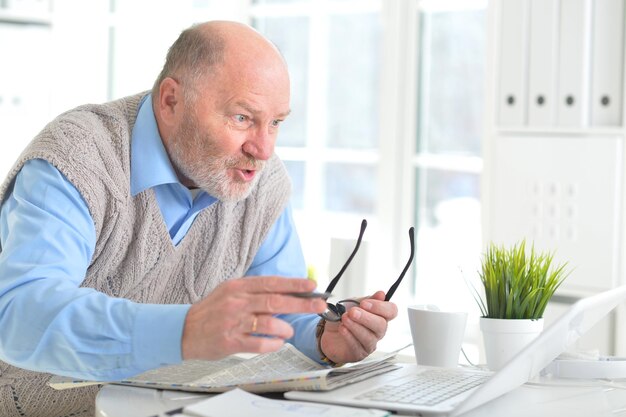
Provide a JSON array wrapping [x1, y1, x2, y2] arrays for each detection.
[[48, 343, 401, 393]]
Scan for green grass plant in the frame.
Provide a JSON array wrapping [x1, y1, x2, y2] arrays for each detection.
[[473, 240, 570, 320]]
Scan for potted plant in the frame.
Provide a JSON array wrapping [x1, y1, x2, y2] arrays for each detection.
[[472, 240, 570, 370]]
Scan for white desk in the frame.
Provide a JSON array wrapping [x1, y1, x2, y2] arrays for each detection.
[[462, 378, 626, 417], [96, 376, 626, 417], [95, 385, 210, 416]]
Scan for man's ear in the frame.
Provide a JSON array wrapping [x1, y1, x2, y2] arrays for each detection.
[[156, 77, 182, 129]]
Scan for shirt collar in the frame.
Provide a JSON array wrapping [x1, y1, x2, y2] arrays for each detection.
[[130, 94, 183, 196]]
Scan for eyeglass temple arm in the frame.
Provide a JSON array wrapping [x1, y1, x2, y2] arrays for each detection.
[[324, 219, 367, 293], [384, 227, 415, 302]]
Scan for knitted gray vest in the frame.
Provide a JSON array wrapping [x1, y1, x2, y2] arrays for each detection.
[[0, 93, 291, 417]]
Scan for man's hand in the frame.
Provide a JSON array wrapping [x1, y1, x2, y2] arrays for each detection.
[[320, 291, 398, 364], [182, 276, 326, 360]]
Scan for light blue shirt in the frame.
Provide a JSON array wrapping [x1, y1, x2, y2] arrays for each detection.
[[0, 95, 320, 381]]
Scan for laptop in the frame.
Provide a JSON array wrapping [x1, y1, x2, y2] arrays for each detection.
[[286, 285, 626, 416]]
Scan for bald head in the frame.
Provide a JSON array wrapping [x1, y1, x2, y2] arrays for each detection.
[[152, 21, 287, 104], [203, 20, 282, 56]]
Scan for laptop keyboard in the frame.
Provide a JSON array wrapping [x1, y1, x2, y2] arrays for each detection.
[[355, 368, 490, 406]]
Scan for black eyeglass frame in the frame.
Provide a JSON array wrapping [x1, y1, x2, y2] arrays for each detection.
[[319, 219, 416, 322]]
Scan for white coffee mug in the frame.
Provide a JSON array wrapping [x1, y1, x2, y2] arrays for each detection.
[[407, 305, 468, 368]]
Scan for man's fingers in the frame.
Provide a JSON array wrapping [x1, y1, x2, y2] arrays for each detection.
[[359, 299, 398, 321], [244, 315, 295, 339], [239, 336, 286, 354], [219, 277, 327, 315], [342, 313, 381, 352], [241, 276, 317, 294], [249, 293, 326, 314], [345, 307, 388, 339], [183, 277, 324, 361], [336, 324, 371, 360]]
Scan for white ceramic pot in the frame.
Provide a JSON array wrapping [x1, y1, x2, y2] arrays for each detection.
[[480, 317, 544, 371]]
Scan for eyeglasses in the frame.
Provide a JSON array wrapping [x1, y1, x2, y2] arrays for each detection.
[[320, 219, 415, 322]]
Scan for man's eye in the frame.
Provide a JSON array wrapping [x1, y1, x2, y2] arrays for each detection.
[[235, 115, 248, 123], [271, 119, 283, 127]]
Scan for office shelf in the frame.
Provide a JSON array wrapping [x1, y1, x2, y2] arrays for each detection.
[[483, 0, 626, 356]]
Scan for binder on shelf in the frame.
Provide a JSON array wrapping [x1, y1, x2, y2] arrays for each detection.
[[590, 0, 624, 127], [497, 0, 529, 127], [556, 0, 592, 127], [527, 0, 559, 127]]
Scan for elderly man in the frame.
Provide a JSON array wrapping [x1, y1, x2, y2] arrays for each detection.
[[0, 21, 397, 416]]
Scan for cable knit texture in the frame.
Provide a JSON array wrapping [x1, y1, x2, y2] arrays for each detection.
[[0, 93, 291, 416]]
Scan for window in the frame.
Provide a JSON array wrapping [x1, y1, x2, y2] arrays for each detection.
[[250, 0, 487, 354], [249, 0, 384, 299], [412, 1, 486, 356], [0, 22, 52, 178]]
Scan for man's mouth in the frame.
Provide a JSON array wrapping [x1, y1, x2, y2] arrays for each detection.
[[236, 168, 256, 181]]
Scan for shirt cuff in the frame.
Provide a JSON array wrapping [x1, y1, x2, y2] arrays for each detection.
[[278, 313, 325, 365], [132, 303, 190, 370], [298, 317, 325, 364]]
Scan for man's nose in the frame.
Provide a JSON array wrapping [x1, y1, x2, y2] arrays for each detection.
[[242, 127, 275, 161]]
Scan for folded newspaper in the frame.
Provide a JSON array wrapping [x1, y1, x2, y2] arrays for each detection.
[[48, 343, 402, 393]]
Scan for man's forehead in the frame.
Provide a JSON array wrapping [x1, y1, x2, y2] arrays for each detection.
[[232, 100, 291, 118]]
